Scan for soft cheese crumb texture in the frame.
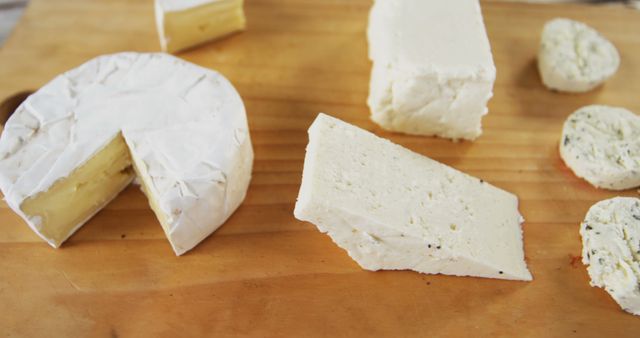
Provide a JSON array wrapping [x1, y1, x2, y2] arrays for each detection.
[[538, 18, 620, 93], [155, 0, 246, 53], [581, 197, 640, 316], [560, 105, 640, 190], [0, 52, 253, 255], [294, 113, 532, 281], [367, 0, 496, 141]]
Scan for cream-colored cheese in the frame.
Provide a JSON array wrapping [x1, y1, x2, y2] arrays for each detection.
[[294, 113, 532, 281], [560, 105, 640, 190], [155, 0, 245, 53], [0, 52, 253, 255], [21, 134, 134, 247], [581, 197, 640, 316], [538, 18, 619, 93]]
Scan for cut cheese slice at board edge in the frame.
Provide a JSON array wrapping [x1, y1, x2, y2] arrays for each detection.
[[155, 0, 246, 53]]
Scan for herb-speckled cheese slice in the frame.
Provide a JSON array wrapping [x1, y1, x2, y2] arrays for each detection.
[[294, 113, 532, 281], [560, 105, 640, 190], [581, 197, 640, 316], [538, 18, 619, 93]]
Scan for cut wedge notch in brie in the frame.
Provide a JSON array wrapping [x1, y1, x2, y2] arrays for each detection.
[[294, 113, 532, 281], [0, 52, 253, 255], [155, 0, 246, 53]]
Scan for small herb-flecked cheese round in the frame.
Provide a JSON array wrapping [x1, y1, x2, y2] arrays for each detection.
[[580, 197, 640, 316], [538, 18, 620, 93], [560, 105, 640, 190]]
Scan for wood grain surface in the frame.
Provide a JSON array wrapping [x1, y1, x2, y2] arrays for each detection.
[[1, 0, 640, 337]]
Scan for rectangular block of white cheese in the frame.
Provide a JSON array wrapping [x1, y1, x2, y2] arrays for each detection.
[[367, 0, 496, 141], [155, 0, 245, 53], [294, 113, 532, 281]]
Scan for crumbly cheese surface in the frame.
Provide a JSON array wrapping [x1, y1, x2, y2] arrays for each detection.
[[155, 0, 245, 53], [367, 0, 496, 140], [581, 197, 640, 316], [294, 113, 532, 281], [0, 52, 253, 255], [560, 105, 640, 190], [538, 18, 620, 93]]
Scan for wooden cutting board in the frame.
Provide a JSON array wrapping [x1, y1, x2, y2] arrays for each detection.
[[1, 0, 640, 336]]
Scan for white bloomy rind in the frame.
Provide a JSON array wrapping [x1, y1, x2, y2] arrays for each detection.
[[560, 105, 640, 190], [367, 0, 496, 141], [0, 52, 253, 255], [581, 197, 640, 316], [294, 113, 532, 281], [538, 18, 620, 93]]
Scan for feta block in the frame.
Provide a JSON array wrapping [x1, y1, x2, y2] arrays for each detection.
[[367, 0, 496, 141], [538, 18, 620, 93], [560, 105, 640, 190], [294, 113, 532, 281], [580, 197, 640, 316]]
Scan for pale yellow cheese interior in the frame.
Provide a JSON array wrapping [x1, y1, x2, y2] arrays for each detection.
[[20, 135, 134, 247], [162, 0, 246, 53], [128, 148, 173, 237]]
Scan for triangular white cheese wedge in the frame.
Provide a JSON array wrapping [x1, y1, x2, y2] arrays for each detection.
[[294, 113, 532, 281]]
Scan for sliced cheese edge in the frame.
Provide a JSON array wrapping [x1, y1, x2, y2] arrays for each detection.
[[20, 134, 134, 247]]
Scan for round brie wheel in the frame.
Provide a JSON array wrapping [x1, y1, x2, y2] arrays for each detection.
[[560, 105, 640, 190], [0, 52, 253, 255], [538, 18, 620, 93], [580, 197, 640, 316]]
